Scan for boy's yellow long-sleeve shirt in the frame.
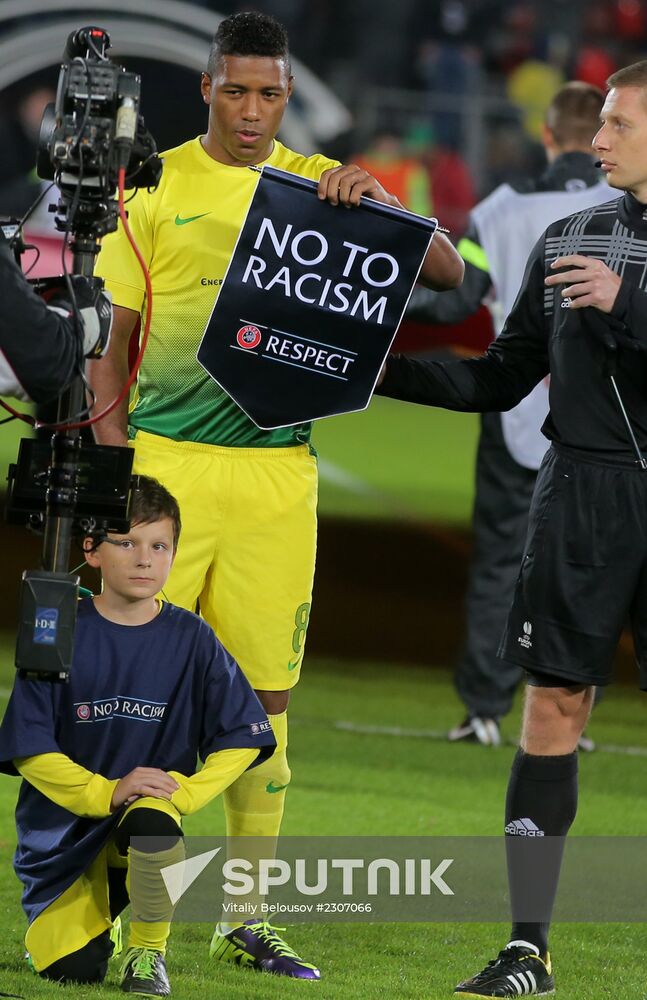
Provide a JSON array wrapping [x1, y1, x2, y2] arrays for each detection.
[[15, 747, 259, 818], [0, 598, 276, 975]]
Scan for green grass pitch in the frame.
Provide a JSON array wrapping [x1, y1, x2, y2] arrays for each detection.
[[0, 638, 646, 999], [313, 396, 480, 524], [0, 395, 479, 525], [0, 400, 32, 498]]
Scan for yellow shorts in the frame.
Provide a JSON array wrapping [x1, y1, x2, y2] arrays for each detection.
[[132, 431, 318, 691]]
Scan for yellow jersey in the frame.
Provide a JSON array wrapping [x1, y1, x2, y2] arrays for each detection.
[[96, 136, 339, 446]]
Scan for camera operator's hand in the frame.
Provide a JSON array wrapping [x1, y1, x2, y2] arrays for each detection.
[[110, 766, 179, 811], [49, 277, 113, 359], [0, 229, 114, 402]]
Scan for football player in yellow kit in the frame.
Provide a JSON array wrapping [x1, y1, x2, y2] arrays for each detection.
[[92, 11, 463, 979]]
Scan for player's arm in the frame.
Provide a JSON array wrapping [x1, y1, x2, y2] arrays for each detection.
[[86, 305, 139, 446], [317, 164, 464, 291], [167, 748, 259, 816], [377, 236, 549, 412], [406, 227, 493, 324], [89, 186, 153, 443], [417, 230, 465, 290]]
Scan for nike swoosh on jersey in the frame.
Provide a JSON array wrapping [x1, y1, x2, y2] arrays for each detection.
[[175, 212, 211, 225]]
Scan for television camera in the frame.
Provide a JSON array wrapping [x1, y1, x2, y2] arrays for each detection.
[[5, 26, 162, 680]]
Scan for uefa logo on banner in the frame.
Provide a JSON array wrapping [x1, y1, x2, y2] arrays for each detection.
[[236, 325, 262, 350]]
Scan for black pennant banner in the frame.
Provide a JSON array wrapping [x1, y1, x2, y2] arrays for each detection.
[[198, 166, 437, 428]]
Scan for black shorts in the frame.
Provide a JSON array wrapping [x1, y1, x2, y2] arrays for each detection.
[[499, 444, 647, 689]]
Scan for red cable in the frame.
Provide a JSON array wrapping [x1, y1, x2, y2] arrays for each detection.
[[0, 166, 153, 432], [0, 397, 35, 426], [41, 165, 153, 431]]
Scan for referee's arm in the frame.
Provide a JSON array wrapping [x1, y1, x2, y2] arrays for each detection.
[[377, 238, 549, 413], [609, 274, 647, 337]]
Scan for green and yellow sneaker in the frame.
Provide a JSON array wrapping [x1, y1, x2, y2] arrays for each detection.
[[110, 915, 123, 958], [209, 920, 320, 979], [120, 946, 170, 996]]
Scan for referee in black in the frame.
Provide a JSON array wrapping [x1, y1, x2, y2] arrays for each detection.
[[378, 59, 647, 997], [404, 82, 610, 749]]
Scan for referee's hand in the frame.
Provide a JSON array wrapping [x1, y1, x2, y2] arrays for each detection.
[[545, 254, 622, 312]]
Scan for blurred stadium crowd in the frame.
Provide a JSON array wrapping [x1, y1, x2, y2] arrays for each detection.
[[1, 0, 646, 237]]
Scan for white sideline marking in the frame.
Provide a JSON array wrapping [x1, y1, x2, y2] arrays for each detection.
[[317, 458, 431, 524], [331, 719, 647, 758], [1, 688, 646, 758], [317, 458, 383, 498], [317, 457, 473, 550]]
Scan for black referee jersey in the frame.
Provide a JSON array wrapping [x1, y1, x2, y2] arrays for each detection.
[[378, 192, 647, 461]]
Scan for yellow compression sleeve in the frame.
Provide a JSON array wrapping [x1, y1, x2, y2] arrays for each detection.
[[15, 752, 119, 818], [168, 748, 259, 816], [456, 236, 490, 273]]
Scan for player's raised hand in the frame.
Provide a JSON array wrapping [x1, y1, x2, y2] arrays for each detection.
[[111, 767, 180, 811], [545, 255, 622, 312], [317, 164, 401, 208]]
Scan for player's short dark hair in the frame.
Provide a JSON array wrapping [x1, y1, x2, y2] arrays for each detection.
[[130, 475, 181, 550], [207, 11, 290, 77], [607, 59, 647, 92], [545, 81, 604, 147]]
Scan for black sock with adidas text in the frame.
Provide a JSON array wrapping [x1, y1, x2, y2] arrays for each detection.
[[505, 749, 578, 956]]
